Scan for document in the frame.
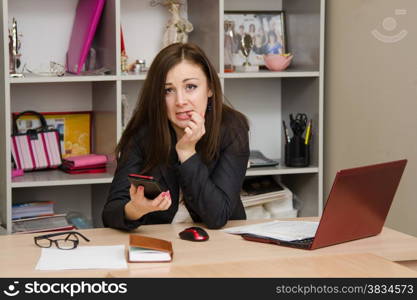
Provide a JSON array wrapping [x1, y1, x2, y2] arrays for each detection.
[[223, 221, 319, 241], [35, 245, 127, 270], [129, 247, 171, 262]]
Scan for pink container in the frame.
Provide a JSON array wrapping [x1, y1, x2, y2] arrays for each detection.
[[263, 54, 293, 71]]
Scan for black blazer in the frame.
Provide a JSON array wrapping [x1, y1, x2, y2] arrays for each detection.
[[102, 117, 249, 230]]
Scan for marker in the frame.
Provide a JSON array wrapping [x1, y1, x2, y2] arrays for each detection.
[[282, 121, 290, 144], [305, 120, 312, 145]]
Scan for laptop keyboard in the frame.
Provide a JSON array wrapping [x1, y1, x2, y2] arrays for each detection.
[[286, 237, 314, 249]]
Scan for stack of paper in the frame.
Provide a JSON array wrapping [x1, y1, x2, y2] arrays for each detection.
[[129, 247, 171, 262], [241, 189, 292, 208], [36, 245, 127, 270], [223, 220, 319, 242], [240, 177, 292, 208]]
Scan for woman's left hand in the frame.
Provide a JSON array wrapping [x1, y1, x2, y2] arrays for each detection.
[[176, 111, 205, 162]]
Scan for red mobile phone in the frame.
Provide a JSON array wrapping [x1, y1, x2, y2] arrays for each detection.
[[128, 174, 163, 199]]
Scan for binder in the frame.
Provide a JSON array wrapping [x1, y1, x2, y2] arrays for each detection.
[[66, 0, 105, 74], [128, 235, 173, 263]]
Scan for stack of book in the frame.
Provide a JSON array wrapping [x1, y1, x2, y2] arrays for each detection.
[[241, 176, 295, 219], [12, 201, 54, 220], [60, 154, 108, 174], [12, 214, 74, 234], [12, 201, 75, 234]]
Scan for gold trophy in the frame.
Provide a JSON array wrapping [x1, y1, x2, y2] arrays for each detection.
[[236, 33, 259, 72], [9, 18, 24, 78]]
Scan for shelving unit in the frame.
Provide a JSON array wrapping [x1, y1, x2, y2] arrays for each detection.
[[0, 0, 325, 234]]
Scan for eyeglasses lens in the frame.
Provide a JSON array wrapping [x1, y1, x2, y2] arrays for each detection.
[[56, 239, 76, 250], [36, 239, 52, 248]]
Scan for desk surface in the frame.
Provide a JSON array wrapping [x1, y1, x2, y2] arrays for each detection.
[[2, 219, 417, 278], [109, 253, 417, 278]]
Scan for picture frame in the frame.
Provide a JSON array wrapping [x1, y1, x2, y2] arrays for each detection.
[[14, 111, 92, 158], [224, 11, 287, 68]]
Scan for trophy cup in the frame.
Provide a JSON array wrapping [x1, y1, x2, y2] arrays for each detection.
[[224, 20, 235, 72], [236, 33, 259, 72], [9, 18, 24, 78]]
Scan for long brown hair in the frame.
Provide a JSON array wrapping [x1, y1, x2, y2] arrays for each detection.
[[116, 43, 248, 173]]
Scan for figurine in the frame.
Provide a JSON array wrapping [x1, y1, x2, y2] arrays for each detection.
[[9, 18, 24, 78], [121, 52, 128, 74], [151, 0, 193, 47]]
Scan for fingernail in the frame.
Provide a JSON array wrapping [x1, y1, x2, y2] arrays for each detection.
[[139, 186, 144, 191]]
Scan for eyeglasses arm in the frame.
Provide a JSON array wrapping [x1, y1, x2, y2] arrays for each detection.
[[69, 231, 90, 242]]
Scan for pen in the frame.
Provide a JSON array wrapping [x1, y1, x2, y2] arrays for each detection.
[[282, 121, 290, 144], [305, 120, 312, 145]]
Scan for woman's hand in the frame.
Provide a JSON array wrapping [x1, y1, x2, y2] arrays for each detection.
[[124, 184, 172, 221], [176, 111, 205, 163]]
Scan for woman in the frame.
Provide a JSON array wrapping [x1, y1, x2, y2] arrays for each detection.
[[266, 31, 282, 54], [252, 33, 267, 55], [102, 43, 250, 230]]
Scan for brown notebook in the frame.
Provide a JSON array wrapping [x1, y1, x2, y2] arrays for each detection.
[[128, 234, 173, 263]]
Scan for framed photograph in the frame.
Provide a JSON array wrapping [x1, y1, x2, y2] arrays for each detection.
[[14, 111, 92, 158], [224, 11, 287, 67]]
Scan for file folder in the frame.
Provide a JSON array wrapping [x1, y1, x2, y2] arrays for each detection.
[[66, 0, 105, 74]]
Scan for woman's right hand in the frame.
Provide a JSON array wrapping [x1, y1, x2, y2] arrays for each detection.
[[124, 184, 172, 221]]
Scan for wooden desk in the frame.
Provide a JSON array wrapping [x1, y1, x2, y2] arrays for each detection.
[[109, 253, 417, 278], [1, 219, 417, 278]]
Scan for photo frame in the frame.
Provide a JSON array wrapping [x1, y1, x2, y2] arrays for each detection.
[[224, 11, 287, 68], [14, 111, 92, 158]]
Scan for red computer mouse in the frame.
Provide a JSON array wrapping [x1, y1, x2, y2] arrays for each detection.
[[179, 226, 209, 242]]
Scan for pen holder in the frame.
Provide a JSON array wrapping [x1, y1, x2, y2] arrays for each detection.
[[285, 136, 310, 167]]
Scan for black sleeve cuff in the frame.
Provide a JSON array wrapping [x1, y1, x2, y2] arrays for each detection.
[[102, 199, 146, 231]]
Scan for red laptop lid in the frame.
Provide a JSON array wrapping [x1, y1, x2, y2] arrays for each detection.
[[311, 159, 407, 250]]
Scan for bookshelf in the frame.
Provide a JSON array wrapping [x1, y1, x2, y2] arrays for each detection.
[[0, 0, 325, 234]]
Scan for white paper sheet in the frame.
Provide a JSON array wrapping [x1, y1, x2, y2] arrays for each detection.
[[35, 245, 128, 270], [223, 221, 319, 241], [129, 247, 171, 262]]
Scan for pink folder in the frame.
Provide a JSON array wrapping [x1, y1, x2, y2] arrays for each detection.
[[66, 0, 105, 74], [63, 154, 108, 168]]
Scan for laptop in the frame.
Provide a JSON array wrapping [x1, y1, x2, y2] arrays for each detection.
[[240, 159, 407, 250]]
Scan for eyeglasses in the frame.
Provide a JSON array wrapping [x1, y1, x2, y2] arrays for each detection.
[[23, 61, 65, 77], [34, 231, 90, 250]]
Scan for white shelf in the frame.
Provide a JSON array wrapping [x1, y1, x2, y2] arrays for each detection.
[[9, 70, 320, 83], [11, 169, 114, 188], [246, 166, 319, 177], [221, 69, 320, 79], [11, 166, 319, 187], [121, 73, 147, 81], [10, 73, 118, 84]]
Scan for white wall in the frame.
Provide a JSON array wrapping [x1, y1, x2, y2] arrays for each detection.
[[325, 0, 417, 237]]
